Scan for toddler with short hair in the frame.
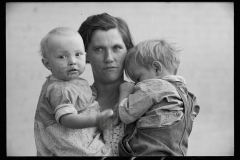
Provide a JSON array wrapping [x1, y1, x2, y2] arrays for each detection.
[[34, 27, 112, 156], [116, 39, 200, 156]]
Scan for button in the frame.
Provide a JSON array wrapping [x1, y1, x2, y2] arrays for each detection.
[[101, 147, 110, 155]]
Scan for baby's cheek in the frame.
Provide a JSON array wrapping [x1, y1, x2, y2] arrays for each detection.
[[56, 66, 65, 75]]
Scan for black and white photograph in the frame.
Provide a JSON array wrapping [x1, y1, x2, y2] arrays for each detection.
[[6, 2, 234, 156]]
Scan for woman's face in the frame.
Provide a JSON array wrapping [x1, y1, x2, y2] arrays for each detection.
[[86, 28, 127, 84]]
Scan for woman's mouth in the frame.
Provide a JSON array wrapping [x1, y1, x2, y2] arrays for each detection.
[[103, 67, 117, 70]]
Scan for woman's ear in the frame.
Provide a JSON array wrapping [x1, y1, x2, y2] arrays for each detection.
[[42, 58, 51, 71], [152, 61, 162, 76]]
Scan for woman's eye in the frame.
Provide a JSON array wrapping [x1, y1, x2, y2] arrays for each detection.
[[95, 48, 102, 52], [113, 46, 121, 51]]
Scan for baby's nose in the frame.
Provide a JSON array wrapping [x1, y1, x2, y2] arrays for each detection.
[[69, 57, 76, 65]]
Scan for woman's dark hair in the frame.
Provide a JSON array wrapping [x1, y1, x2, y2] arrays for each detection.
[[78, 13, 134, 54]]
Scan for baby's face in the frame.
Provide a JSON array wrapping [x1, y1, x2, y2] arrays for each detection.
[[45, 34, 86, 81], [128, 61, 157, 83]]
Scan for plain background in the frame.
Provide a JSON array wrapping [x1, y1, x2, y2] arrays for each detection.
[[6, 2, 234, 156]]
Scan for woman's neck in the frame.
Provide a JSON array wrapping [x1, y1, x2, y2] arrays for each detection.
[[94, 78, 125, 111]]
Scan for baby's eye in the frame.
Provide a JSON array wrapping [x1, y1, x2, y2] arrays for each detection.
[[59, 55, 67, 59], [76, 52, 84, 56]]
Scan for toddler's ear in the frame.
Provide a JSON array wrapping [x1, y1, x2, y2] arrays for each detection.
[[42, 58, 51, 71], [152, 61, 162, 76]]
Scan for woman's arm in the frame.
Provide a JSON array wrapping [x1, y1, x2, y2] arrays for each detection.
[[60, 109, 113, 129]]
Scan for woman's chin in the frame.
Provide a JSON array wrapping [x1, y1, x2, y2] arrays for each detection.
[[103, 74, 123, 83]]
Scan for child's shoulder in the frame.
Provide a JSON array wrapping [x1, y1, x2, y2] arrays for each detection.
[[138, 78, 171, 86], [47, 76, 89, 87], [74, 77, 90, 86], [45, 80, 69, 94], [49, 77, 91, 92], [136, 79, 174, 92]]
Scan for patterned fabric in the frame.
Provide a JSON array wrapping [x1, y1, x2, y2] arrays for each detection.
[[91, 84, 125, 156], [34, 103, 110, 156], [34, 75, 110, 156], [102, 121, 124, 156]]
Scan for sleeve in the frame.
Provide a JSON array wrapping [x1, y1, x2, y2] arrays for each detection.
[[118, 80, 184, 125], [46, 83, 78, 123], [118, 84, 155, 124], [118, 98, 135, 124]]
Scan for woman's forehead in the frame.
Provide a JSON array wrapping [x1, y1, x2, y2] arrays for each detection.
[[90, 28, 124, 46]]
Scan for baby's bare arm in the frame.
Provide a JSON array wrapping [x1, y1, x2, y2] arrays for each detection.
[[60, 109, 113, 129]]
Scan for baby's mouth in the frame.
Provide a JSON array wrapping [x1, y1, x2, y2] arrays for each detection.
[[68, 68, 79, 73], [70, 69, 77, 71]]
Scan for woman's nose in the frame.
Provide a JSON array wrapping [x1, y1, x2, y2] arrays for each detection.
[[105, 50, 114, 63]]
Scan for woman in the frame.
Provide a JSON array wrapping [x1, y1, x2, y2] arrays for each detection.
[[78, 13, 134, 156]]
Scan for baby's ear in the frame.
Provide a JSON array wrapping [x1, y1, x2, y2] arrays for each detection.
[[42, 58, 51, 71], [152, 61, 162, 76]]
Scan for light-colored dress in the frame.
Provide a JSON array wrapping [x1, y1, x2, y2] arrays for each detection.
[[91, 84, 125, 156], [34, 75, 110, 156]]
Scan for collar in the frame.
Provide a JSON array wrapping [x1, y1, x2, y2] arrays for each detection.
[[90, 82, 98, 98], [162, 75, 186, 85]]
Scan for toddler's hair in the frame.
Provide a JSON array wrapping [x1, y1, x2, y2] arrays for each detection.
[[125, 39, 182, 78], [40, 27, 79, 58]]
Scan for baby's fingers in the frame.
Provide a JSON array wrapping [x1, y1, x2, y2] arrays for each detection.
[[102, 109, 114, 118]]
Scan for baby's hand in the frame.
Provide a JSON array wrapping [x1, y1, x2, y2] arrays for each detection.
[[119, 82, 135, 95], [97, 109, 114, 131]]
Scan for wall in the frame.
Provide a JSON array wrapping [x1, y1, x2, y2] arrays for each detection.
[[6, 2, 234, 156]]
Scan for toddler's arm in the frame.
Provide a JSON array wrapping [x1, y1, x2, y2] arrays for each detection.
[[113, 82, 135, 125], [118, 82, 157, 125], [60, 109, 113, 129], [119, 82, 135, 102], [113, 82, 135, 126]]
